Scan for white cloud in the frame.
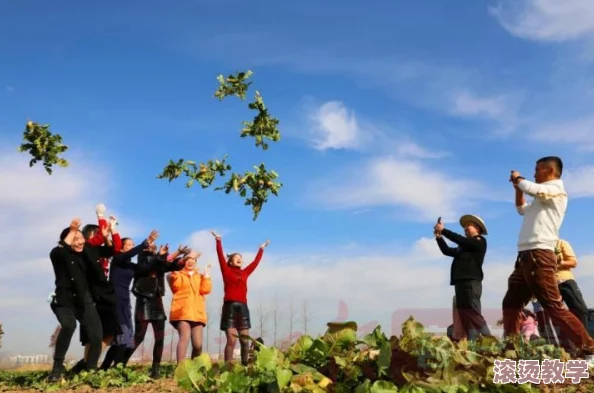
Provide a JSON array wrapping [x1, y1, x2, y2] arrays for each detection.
[[308, 156, 487, 222], [563, 166, 594, 197], [308, 101, 369, 150], [394, 141, 448, 159], [450, 90, 521, 134], [489, 0, 594, 42], [529, 116, 594, 151]]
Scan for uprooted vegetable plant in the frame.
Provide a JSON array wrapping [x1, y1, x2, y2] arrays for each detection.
[[174, 317, 588, 393]]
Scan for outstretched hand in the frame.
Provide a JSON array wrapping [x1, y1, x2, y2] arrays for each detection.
[[178, 244, 191, 254], [159, 244, 169, 255], [210, 230, 221, 239], [70, 218, 81, 231], [202, 263, 212, 277], [259, 240, 271, 249], [101, 223, 110, 238], [96, 203, 106, 218], [509, 170, 521, 183], [434, 222, 444, 233], [109, 215, 118, 232], [147, 230, 159, 244]]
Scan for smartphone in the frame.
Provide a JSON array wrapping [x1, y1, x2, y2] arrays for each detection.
[[437, 217, 442, 224]]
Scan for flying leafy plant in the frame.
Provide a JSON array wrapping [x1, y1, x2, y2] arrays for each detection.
[[158, 70, 283, 220], [18, 121, 69, 175]]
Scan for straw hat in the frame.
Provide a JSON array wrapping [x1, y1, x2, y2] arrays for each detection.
[[459, 214, 488, 235]]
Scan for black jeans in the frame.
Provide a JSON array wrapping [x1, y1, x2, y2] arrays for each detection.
[[454, 280, 491, 340], [559, 280, 589, 328], [52, 303, 103, 369]]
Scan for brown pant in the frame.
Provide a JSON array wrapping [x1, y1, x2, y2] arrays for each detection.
[[502, 249, 594, 354]]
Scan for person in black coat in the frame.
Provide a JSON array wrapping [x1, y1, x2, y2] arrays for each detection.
[[47, 218, 103, 382], [122, 244, 188, 378], [434, 214, 491, 341], [70, 207, 122, 374]]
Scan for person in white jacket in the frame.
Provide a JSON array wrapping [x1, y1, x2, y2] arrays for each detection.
[[501, 156, 594, 366]]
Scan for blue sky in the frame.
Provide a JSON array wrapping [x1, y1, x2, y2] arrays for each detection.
[[2, 0, 594, 356]]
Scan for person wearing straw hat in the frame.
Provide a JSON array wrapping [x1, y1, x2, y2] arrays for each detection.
[[434, 214, 491, 340]]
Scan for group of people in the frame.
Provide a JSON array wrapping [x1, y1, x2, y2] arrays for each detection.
[[435, 156, 594, 367], [47, 204, 270, 382], [47, 154, 594, 382]]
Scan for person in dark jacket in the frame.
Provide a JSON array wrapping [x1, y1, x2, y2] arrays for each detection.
[[122, 244, 188, 378], [47, 218, 103, 382], [99, 230, 160, 370], [434, 214, 491, 341], [70, 205, 122, 374]]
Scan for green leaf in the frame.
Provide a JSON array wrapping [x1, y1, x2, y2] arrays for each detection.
[[354, 380, 372, 393], [377, 340, 391, 377], [256, 346, 284, 372], [362, 325, 389, 348], [191, 353, 212, 371], [275, 368, 292, 389], [174, 359, 204, 391], [370, 380, 398, 392]]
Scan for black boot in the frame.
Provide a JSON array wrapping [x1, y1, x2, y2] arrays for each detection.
[[149, 363, 160, 379], [122, 347, 135, 366], [111, 345, 128, 367], [68, 359, 87, 376], [47, 360, 65, 383], [100, 345, 118, 370]]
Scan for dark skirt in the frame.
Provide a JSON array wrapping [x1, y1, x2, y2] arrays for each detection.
[[81, 301, 121, 345], [115, 299, 134, 348], [134, 296, 167, 322], [220, 301, 251, 331]]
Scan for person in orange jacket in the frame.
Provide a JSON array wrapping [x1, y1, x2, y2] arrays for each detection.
[[167, 250, 212, 364]]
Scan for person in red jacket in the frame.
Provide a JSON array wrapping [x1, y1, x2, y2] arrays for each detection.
[[210, 230, 270, 365], [82, 205, 122, 277]]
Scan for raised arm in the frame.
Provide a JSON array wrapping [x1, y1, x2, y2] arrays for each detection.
[[200, 264, 212, 295], [109, 216, 122, 253], [211, 231, 229, 274], [116, 229, 159, 263], [166, 244, 190, 262], [516, 178, 566, 200], [244, 240, 269, 276], [435, 236, 460, 257], [440, 229, 485, 251], [61, 218, 80, 246], [515, 185, 528, 215], [86, 204, 108, 246], [93, 222, 121, 258]]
